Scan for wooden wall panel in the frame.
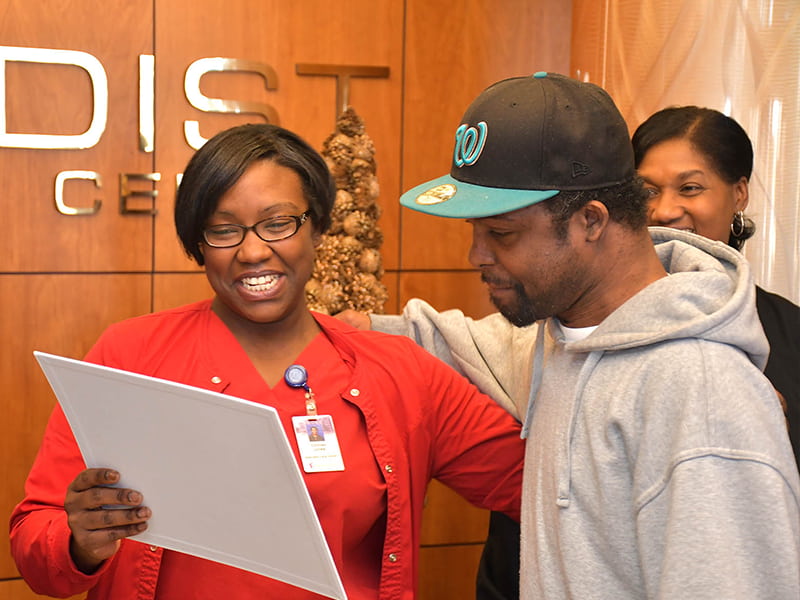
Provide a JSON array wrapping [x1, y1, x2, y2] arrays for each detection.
[[152, 272, 214, 311], [398, 270, 495, 320], [0, 579, 84, 600], [418, 543, 485, 600], [0, 0, 154, 272], [401, 0, 573, 270], [152, 0, 403, 273], [421, 480, 490, 545], [0, 274, 151, 579], [380, 270, 402, 315]]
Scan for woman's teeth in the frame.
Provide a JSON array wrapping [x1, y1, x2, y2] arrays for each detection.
[[241, 274, 279, 292]]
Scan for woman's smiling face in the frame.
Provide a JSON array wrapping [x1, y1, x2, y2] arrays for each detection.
[[200, 159, 319, 329], [637, 137, 748, 243]]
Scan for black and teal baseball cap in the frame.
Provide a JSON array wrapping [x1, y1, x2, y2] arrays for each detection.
[[400, 72, 635, 218]]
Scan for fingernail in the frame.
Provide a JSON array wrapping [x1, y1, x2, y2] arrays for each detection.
[[127, 491, 141, 503]]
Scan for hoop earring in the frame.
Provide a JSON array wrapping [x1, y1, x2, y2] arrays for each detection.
[[730, 210, 746, 238]]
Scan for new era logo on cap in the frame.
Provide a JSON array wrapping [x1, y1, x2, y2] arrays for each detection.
[[400, 72, 634, 219], [572, 162, 591, 178]]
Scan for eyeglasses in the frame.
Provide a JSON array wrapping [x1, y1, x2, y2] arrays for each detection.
[[202, 211, 311, 248]]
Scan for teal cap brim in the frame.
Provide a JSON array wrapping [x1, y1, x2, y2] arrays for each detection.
[[399, 174, 559, 218]]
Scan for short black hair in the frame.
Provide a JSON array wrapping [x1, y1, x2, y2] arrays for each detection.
[[542, 177, 649, 239], [631, 106, 755, 249], [175, 123, 335, 265]]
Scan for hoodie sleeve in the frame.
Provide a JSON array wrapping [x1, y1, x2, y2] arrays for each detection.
[[637, 455, 800, 598], [628, 338, 800, 598], [370, 298, 538, 419]]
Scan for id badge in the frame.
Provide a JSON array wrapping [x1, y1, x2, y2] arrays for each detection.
[[291, 415, 345, 473]]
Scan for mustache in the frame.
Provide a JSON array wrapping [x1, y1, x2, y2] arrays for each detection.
[[480, 272, 515, 287]]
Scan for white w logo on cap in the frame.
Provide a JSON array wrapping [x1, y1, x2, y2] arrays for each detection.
[[453, 122, 487, 167]]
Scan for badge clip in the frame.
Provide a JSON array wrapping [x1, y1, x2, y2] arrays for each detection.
[[284, 364, 317, 416]]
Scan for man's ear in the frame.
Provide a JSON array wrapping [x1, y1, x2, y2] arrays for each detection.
[[578, 200, 610, 241]]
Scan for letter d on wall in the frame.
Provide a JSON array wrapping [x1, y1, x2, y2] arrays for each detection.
[[0, 46, 108, 150]]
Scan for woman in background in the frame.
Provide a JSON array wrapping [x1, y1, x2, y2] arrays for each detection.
[[633, 105, 800, 467]]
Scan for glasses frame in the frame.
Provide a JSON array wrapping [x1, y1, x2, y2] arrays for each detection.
[[202, 211, 311, 248]]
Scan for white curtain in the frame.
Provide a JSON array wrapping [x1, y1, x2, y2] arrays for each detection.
[[571, 0, 800, 303]]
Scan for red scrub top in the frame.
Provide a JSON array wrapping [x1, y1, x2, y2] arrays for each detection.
[[154, 331, 386, 599]]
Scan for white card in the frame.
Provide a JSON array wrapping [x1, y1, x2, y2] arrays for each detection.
[[33, 351, 347, 600]]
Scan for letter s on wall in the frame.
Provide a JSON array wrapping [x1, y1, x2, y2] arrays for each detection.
[[183, 57, 279, 150]]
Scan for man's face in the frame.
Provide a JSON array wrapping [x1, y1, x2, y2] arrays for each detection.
[[467, 202, 587, 327]]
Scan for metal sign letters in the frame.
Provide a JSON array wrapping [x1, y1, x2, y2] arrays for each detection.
[[0, 45, 389, 216]]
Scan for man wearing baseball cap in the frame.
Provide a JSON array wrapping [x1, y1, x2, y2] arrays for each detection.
[[341, 72, 800, 598]]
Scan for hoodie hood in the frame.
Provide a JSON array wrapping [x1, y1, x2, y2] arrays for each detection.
[[521, 226, 769, 442], [566, 226, 768, 369]]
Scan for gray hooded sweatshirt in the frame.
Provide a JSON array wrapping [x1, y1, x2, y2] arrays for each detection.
[[372, 227, 800, 599]]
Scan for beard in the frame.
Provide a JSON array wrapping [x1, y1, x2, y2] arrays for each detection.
[[487, 279, 540, 327]]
